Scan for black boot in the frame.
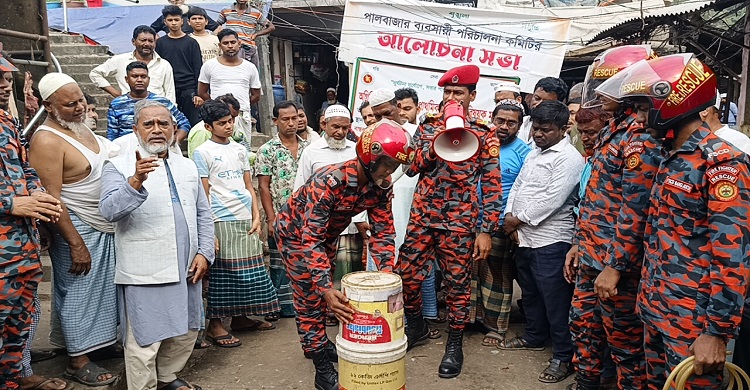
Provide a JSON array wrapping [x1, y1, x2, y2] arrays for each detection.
[[438, 328, 464, 378], [304, 342, 338, 361], [312, 350, 339, 390], [405, 312, 430, 351], [565, 373, 600, 390]]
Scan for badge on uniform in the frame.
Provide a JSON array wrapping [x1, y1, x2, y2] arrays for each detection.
[[707, 165, 740, 202], [623, 141, 644, 169], [489, 146, 499, 157]]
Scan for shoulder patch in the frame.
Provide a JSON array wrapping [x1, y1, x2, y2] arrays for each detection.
[[623, 140, 645, 157], [326, 170, 345, 189]]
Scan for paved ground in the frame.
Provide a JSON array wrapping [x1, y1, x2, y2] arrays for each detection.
[[29, 298, 574, 390]]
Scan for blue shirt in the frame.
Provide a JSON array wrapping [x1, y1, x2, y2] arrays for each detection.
[[477, 136, 531, 224], [107, 92, 191, 141], [574, 157, 593, 217]]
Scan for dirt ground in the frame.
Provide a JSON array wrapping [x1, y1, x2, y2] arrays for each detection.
[[30, 298, 575, 390]]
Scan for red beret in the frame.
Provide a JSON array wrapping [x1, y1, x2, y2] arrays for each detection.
[[438, 65, 480, 87]]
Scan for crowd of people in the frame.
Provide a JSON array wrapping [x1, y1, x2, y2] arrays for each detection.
[[1, 1, 750, 389]]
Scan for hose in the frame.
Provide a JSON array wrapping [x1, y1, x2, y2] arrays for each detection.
[[662, 355, 750, 390]]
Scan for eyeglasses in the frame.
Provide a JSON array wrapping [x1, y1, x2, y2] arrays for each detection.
[[492, 118, 519, 128]]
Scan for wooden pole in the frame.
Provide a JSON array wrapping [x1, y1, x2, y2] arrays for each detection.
[[257, 35, 276, 137], [738, 7, 749, 133]]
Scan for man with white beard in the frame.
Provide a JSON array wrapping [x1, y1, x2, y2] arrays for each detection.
[[294, 105, 369, 286], [28, 73, 118, 387], [99, 100, 214, 390]]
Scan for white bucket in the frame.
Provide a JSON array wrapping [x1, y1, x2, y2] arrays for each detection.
[[340, 271, 405, 347], [337, 336, 407, 390]]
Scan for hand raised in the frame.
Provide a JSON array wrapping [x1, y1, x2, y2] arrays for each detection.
[[134, 150, 158, 184]]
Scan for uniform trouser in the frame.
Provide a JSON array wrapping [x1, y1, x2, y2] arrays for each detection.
[[124, 319, 198, 390], [645, 323, 723, 389], [570, 264, 644, 389], [20, 295, 41, 378], [515, 242, 574, 362], [0, 268, 41, 390], [398, 226, 473, 330], [175, 88, 201, 127], [276, 235, 338, 354]]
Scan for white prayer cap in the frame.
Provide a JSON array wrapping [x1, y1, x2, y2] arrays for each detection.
[[369, 88, 395, 107], [494, 82, 521, 94], [39, 72, 77, 100], [326, 87, 337, 93], [720, 93, 727, 98], [324, 104, 350, 120]]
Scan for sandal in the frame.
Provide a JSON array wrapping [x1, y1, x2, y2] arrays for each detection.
[[29, 350, 58, 364], [230, 319, 276, 332], [62, 361, 117, 387], [481, 331, 505, 347], [20, 376, 70, 390], [205, 334, 242, 348], [428, 328, 441, 339], [88, 343, 124, 361], [194, 338, 211, 349], [539, 358, 572, 383], [264, 313, 280, 322], [497, 336, 545, 351], [159, 378, 203, 390]]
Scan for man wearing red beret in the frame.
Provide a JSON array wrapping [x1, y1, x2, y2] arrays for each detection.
[[398, 65, 503, 378]]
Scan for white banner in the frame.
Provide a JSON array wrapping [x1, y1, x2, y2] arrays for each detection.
[[339, 0, 571, 92], [350, 59, 514, 132]]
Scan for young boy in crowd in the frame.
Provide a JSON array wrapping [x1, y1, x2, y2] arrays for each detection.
[[193, 100, 279, 348], [188, 7, 220, 63]]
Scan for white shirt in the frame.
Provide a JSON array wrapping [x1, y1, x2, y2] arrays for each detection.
[[89, 51, 176, 103], [506, 136, 584, 248], [193, 140, 254, 222], [199, 58, 261, 112], [293, 136, 364, 234], [716, 125, 750, 155], [517, 116, 535, 146]]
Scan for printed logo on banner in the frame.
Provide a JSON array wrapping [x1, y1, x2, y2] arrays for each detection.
[[363, 73, 374, 84]]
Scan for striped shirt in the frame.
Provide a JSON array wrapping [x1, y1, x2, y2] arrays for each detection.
[[218, 6, 268, 48], [107, 92, 191, 141]]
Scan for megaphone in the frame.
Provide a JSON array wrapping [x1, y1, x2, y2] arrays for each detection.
[[433, 101, 480, 163]]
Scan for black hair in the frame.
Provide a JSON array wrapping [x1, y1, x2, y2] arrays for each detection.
[[132, 25, 157, 40], [84, 93, 97, 106], [216, 94, 240, 112], [162, 5, 183, 18], [293, 101, 304, 111], [358, 101, 370, 112], [492, 103, 523, 122], [530, 100, 569, 129], [534, 77, 568, 103], [316, 107, 326, 122], [186, 6, 208, 19], [394, 88, 419, 105], [568, 97, 582, 105], [217, 29, 239, 42], [199, 100, 232, 125], [125, 61, 149, 75], [273, 100, 297, 118]]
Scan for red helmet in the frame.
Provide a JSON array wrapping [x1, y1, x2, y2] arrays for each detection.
[[581, 45, 654, 108], [356, 119, 415, 183], [595, 53, 717, 130]]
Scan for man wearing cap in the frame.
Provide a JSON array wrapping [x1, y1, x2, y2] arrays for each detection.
[[399, 64, 503, 378], [368, 88, 404, 125], [320, 88, 342, 111], [494, 82, 523, 105], [700, 93, 750, 154], [294, 105, 369, 283], [0, 55, 64, 390], [28, 73, 118, 387]]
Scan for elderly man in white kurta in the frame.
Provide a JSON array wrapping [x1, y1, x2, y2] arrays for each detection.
[[99, 100, 214, 390]]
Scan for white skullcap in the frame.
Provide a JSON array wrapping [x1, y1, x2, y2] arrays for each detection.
[[326, 87, 336, 93], [369, 88, 395, 107], [494, 82, 521, 94], [324, 104, 350, 120], [39, 72, 77, 100], [720, 93, 727, 98]]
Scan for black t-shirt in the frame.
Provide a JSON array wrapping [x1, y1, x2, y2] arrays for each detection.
[[155, 34, 203, 91]]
